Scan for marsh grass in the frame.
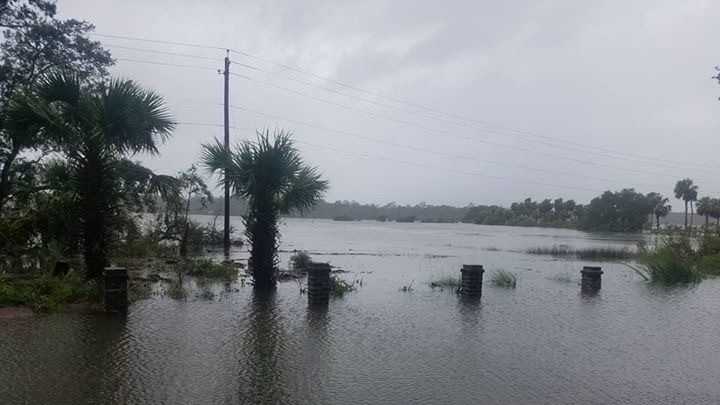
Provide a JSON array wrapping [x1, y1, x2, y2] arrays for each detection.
[[330, 276, 360, 297], [399, 280, 414, 292], [182, 258, 236, 280], [491, 270, 517, 288], [527, 245, 636, 261], [289, 251, 312, 272], [429, 274, 461, 291]]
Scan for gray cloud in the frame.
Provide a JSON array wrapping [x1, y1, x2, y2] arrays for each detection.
[[59, 0, 720, 207]]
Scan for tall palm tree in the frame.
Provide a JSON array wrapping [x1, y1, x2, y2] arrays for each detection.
[[674, 178, 698, 230], [202, 130, 328, 290], [8, 73, 176, 278]]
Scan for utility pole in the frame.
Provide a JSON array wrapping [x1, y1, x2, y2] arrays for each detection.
[[223, 50, 231, 257]]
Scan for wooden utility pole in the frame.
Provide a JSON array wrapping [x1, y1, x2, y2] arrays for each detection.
[[223, 50, 231, 256]]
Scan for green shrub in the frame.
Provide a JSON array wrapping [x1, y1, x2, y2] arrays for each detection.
[[638, 237, 703, 285], [330, 276, 359, 297], [0, 272, 98, 312], [491, 270, 517, 288]]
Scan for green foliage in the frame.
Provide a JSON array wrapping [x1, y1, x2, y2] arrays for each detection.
[[289, 251, 312, 272], [330, 276, 359, 297], [638, 237, 703, 285], [0, 272, 99, 312], [674, 178, 698, 229], [0, 0, 113, 210], [633, 233, 720, 284], [183, 258, 236, 280], [526, 245, 636, 261], [491, 270, 517, 288], [579, 189, 657, 232], [202, 129, 327, 290], [9, 73, 176, 278]]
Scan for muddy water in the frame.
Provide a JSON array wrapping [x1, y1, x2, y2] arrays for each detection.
[[2, 218, 719, 404]]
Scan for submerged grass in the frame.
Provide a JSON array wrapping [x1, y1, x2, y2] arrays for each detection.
[[526, 245, 636, 261], [182, 258, 237, 280], [330, 276, 360, 297], [429, 274, 461, 290], [491, 270, 517, 288], [0, 272, 99, 312]]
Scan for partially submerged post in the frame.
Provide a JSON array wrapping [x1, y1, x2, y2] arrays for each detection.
[[580, 266, 603, 294], [307, 262, 331, 306], [104, 266, 129, 312], [461, 264, 484, 297]]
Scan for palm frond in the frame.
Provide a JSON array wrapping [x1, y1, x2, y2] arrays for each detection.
[[100, 78, 175, 155], [279, 166, 328, 214]]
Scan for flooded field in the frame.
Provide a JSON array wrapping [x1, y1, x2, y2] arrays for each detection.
[[2, 218, 719, 404]]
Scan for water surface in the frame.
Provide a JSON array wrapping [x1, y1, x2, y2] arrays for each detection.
[[2, 219, 719, 404]]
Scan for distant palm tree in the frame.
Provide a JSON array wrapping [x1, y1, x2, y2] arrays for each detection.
[[202, 130, 328, 290], [9, 73, 176, 278], [688, 188, 698, 228], [674, 178, 698, 230], [653, 198, 672, 230], [696, 196, 712, 227]]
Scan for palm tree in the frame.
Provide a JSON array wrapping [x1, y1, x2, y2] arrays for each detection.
[[202, 130, 328, 290], [696, 196, 712, 227], [652, 198, 671, 230], [674, 178, 698, 230], [688, 188, 698, 228], [8, 73, 176, 279]]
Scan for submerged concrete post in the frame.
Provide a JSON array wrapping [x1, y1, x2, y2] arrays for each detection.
[[104, 266, 128, 312], [581, 266, 603, 294], [307, 262, 331, 306], [461, 264, 484, 297]]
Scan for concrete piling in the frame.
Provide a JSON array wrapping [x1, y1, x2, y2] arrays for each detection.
[[307, 262, 331, 306], [104, 266, 129, 312], [580, 266, 603, 294], [461, 264, 484, 297]]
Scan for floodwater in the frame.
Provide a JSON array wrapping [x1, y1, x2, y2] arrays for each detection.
[[2, 218, 720, 404]]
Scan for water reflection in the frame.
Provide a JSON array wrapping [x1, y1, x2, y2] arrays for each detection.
[[238, 290, 290, 404]]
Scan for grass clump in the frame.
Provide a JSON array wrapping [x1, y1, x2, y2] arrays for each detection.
[[526, 245, 636, 261], [183, 258, 236, 280], [0, 272, 99, 312], [429, 274, 461, 290], [289, 250, 312, 272], [491, 270, 517, 288], [330, 276, 360, 297], [634, 236, 704, 285]]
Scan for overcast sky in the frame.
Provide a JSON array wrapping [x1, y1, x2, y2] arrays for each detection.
[[59, 0, 720, 207]]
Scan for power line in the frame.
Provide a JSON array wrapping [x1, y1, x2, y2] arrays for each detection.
[[91, 32, 227, 51], [226, 103, 682, 190], [115, 58, 218, 71], [112, 54, 703, 184], [106, 43, 223, 62]]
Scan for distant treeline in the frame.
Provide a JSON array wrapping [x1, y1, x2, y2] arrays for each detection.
[[190, 188, 672, 232]]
